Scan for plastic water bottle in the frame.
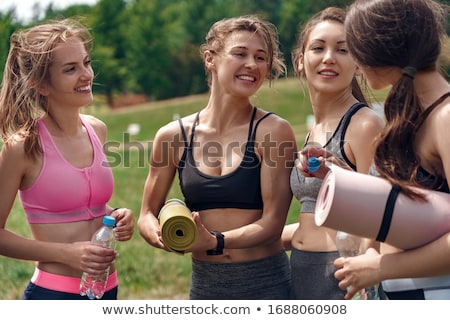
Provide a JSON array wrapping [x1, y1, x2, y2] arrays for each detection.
[[80, 215, 116, 299], [308, 157, 320, 172], [335, 231, 368, 300], [336, 230, 362, 257]]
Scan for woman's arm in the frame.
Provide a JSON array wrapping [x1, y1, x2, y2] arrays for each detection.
[[335, 233, 450, 299], [138, 122, 179, 251]]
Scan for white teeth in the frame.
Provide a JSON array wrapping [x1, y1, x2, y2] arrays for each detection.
[[76, 86, 91, 92], [238, 75, 255, 82], [319, 71, 337, 76]]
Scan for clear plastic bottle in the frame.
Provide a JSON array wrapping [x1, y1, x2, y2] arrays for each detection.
[[335, 231, 369, 300], [80, 215, 116, 299], [336, 230, 362, 258]]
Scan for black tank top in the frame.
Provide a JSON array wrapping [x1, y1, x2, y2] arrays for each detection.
[[178, 107, 272, 211]]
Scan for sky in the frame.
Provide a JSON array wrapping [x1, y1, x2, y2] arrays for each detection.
[[0, 0, 98, 22]]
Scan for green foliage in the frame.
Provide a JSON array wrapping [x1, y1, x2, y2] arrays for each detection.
[[0, 0, 365, 104], [0, 11, 19, 79]]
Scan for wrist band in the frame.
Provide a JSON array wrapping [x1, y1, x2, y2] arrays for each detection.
[[206, 231, 224, 255]]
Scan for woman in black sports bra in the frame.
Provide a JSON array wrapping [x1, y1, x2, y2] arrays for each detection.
[[138, 15, 297, 299], [334, 0, 450, 300]]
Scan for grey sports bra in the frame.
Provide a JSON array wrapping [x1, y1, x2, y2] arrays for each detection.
[[290, 102, 367, 213]]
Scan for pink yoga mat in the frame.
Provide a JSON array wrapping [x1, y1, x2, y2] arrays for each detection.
[[315, 165, 450, 250]]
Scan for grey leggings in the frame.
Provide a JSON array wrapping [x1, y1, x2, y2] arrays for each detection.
[[290, 248, 346, 300], [190, 251, 291, 300]]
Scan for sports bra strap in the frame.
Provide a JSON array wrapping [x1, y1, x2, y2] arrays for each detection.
[[339, 102, 367, 171], [247, 107, 258, 141], [250, 109, 273, 141], [178, 118, 188, 147], [417, 91, 450, 129], [339, 102, 367, 145], [182, 107, 271, 147], [178, 112, 201, 149], [188, 112, 200, 148]]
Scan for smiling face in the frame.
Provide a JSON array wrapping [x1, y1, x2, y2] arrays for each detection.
[[299, 20, 358, 96], [207, 30, 269, 99], [39, 37, 94, 110]]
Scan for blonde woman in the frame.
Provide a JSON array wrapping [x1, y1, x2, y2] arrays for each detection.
[[139, 15, 296, 299], [0, 18, 134, 299]]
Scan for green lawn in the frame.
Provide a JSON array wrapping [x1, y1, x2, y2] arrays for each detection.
[[0, 77, 387, 299]]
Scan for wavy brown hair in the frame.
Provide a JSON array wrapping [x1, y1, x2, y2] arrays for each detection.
[[0, 18, 93, 158], [200, 15, 286, 87], [345, 0, 448, 200]]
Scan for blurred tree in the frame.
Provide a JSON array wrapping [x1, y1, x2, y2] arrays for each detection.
[[124, 0, 187, 100], [0, 11, 18, 81], [0, 0, 447, 104], [90, 0, 129, 106]]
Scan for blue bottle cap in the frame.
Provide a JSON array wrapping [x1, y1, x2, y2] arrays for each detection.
[[103, 215, 116, 227], [308, 157, 320, 172]]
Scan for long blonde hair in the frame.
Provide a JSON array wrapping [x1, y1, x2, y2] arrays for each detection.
[[0, 18, 93, 157]]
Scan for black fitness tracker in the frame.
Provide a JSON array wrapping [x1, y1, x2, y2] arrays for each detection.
[[206, 231, 224, 255]]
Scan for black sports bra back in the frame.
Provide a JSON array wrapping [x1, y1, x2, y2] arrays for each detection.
[[415, 91, 450, 192]]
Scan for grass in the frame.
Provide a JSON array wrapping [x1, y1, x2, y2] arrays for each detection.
[[0, 77, 388, 299]]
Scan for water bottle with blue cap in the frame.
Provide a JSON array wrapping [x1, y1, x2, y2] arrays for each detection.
[[79, 215, 116, 299], [308, 157, 320, 172]]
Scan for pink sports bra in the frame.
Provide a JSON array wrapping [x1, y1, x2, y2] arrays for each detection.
[[19, 115, 114, 224]]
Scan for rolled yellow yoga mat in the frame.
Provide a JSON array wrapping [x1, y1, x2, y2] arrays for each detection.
[[158, 199, 197, 253]]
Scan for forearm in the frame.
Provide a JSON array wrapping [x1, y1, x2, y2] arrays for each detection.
[[137, 210, 164, 249], [281, 223, 299, 251], [380, 233, 450, 280], [0, 228, 66, 263]]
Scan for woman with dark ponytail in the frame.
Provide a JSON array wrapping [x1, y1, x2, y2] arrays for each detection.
[[334, 0, 450, 300]]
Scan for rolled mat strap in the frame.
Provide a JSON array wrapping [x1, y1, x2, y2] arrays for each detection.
[[376, 184, 401, 242]]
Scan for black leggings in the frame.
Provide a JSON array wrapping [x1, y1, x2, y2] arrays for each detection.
[[22, 282, 118, 300]]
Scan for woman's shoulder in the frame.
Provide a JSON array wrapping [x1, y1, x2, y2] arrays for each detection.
[[253, 107, 296, 142], [428, 93, 450, 132], [0, 133, 30, 168], [81, 113, 106, 127], [254, 107, 291, 126], [429, 91, 450, 117], [350, 105, 385, 130], [155, 113, 198, 141], [81, 114, 107, 143]]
